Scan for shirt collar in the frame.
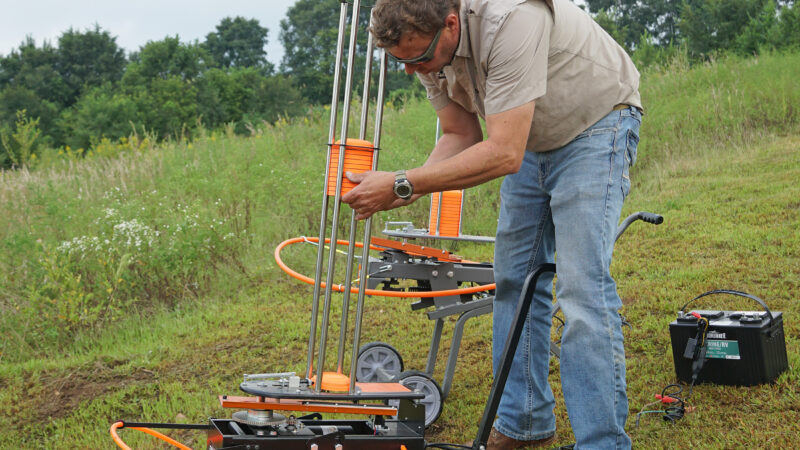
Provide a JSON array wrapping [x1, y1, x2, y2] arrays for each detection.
[[454, 0, 471, 58]]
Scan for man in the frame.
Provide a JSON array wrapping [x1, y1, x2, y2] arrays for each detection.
[[342, 0, 641, 448]]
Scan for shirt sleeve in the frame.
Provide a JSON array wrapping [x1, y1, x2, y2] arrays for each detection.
[[483, 2, 553, 115], [417, 72, 452, 111]]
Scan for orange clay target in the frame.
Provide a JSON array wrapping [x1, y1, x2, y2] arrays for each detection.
[[275, 237, 496, 298]]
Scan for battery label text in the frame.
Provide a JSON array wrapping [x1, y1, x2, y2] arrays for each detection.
[[706, 340, 741, 360]]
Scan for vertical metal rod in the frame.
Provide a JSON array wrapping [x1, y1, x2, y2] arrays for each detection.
[[316, 0, 362, 393], [436, 193, 443, 236], [306, 0, 349, 380], [349, 48, 388, 393], [337, 214, 358, 375], [435, 119, 443, 236], [358, 32, 374, 139], [458, 190, 464, 236], [336, 22, 376, 375]]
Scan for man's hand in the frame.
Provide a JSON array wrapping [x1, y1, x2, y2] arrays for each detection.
[[341, 170, 413, 220]]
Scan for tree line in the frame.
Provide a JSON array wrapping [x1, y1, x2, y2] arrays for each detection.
[[0, 17, 307, 163], [591, 0, 799, 63], [1, 0, 799, 169]]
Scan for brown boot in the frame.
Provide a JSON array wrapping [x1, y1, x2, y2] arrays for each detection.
[[485, 426, 556, 449]]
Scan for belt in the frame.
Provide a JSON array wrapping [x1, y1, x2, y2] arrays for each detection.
[[613, 103, 644, 115]]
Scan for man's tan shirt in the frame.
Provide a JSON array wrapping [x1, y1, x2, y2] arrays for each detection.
[[418, 0, 642, 152]]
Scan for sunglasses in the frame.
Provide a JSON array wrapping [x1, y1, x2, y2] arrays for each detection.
[[389, 28, 443, 64]]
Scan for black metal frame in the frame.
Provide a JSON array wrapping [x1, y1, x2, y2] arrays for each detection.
[[207, 418, 426, 449], [471, 264, 556, 449], [366, 248, 495, 398], [206, 400, 426, 450]]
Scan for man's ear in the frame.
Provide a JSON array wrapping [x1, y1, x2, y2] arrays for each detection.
[[445, 12, 459, 32]]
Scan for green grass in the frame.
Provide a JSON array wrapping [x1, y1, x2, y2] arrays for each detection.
[[636, 51, 800, 186], [1, 51, 799, 448]]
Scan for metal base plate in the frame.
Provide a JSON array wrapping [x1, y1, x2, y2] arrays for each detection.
[[239, 379, 424, 401], [382, 226, 495, 243]]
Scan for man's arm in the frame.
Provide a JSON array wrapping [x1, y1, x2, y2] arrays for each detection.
[[341, 100, 534, 220], [409, 100, 533, 195], [423, 101, 484, 166]]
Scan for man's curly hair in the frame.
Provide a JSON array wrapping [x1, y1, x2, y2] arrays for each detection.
[[370, 0, 460, 48]]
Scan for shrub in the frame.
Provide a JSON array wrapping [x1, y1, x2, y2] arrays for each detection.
[[60, 84, 140, 150], [24, 189, 245, 340], [0, 110, 41, 169]]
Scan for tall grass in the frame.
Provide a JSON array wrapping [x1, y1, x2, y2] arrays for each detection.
[[3, 50, 799, 361], [637, 51, 800, 181]]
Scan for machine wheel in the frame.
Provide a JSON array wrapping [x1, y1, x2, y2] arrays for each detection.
[[394, 370, 444, 427], [355, 342, 404, 382]]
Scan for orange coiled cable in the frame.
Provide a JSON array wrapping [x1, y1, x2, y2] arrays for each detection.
[[110, 421, 193, 450], [275, 236, 495, 297]]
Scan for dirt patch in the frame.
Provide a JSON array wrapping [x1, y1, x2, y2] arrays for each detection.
[[29, 361, 157, 423], [153, 334, 308, 386]]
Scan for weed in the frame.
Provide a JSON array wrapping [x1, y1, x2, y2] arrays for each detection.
[[0, 110, 41, 169]]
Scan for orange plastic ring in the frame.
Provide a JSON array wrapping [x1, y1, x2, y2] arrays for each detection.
[[274, 237, 496, 298]]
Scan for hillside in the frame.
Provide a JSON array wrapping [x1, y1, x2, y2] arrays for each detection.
[[0, 52, 798, 448]]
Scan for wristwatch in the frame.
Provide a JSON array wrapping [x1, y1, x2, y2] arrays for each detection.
[[393, 170, 414, 200]]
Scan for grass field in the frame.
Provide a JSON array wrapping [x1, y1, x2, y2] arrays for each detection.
[[0, 52, 798, 448]]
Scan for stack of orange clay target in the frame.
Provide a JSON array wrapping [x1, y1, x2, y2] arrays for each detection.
[[327, 138, 375, 196], [428, 190, 464, 237]]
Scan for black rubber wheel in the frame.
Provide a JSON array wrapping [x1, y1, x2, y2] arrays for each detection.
[[394, 370, 444, 427], [355, 341, 404, 382]]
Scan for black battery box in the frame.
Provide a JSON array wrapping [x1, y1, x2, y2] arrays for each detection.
[[669, 290, 787, 386]]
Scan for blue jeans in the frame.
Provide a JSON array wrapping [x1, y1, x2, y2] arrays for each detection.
[[492, 107, 641, 449]]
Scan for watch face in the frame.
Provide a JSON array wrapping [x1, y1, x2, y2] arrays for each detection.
[[395, 183, 412, 198], [394, 170, 413, 199]]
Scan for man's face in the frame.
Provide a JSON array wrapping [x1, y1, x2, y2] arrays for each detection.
[[387, 13, 459, 76]]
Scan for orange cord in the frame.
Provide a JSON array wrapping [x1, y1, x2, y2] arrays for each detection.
[[110, 421, 193, 450], [275, 236, 496, 298]]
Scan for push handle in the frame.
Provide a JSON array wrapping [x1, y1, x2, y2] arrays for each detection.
[[638, 211, 664, 224], [614, 211, 663, 242], [474, 263, 557, 449], [680, 289, 775, 328]]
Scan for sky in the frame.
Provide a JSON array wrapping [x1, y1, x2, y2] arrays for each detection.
[[0, 0, 299, 65]]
